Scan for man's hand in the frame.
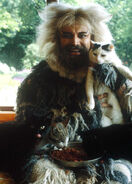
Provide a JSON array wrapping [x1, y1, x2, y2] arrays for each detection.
[[97, 93, 112, 108]]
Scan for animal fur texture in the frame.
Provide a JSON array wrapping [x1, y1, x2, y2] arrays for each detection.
[[0, 61, 132, 184], [93, 63, 132, 123], [28, 157, 132, 184], [85, 41, 132, 115], [29, 158, 97, 184], [93, 80, 124, 126], [36, 2, 113, 83], [27, 123, 132, 184], [8, 1, 132, 179]]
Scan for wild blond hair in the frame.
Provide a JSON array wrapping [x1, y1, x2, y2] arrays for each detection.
[[37, 2, 113, 64]]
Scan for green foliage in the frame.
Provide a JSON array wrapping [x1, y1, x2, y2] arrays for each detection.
[[63, 0, 92, 5], [95, 0, 132, 66], [0, 28, 35, 70], [18, 0, 43, 29], [0, 0, 45, 70], [0, 2, 20, 50], [22, 43, 41, 69], [62, 0, 78, 5]]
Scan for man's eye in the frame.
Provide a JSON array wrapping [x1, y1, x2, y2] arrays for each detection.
[[78, 34, 87, 38], [61, 33, 73, 39]]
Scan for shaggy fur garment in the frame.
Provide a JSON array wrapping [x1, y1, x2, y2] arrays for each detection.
[[15, 62, 132, 183], [0, 62, 132, 183]]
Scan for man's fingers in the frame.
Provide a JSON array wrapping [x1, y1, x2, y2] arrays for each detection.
[[97, 93, 108, 100], [101, 102, 112, 108], [97, 93, 112, 108]]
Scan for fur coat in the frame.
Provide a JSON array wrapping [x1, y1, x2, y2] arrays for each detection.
[[1, 61, 132, 184]]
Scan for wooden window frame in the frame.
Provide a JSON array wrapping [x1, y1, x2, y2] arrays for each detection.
[[0, 106, 15, 123]]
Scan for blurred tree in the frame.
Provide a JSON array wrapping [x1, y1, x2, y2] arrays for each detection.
[[0, 0, 45, 70], [0, 1, 20, 50], [95, 0, 132, 67], [22, 43, 41, 69]]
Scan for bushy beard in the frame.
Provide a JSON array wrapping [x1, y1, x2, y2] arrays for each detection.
[[59, 45, 89, 71]]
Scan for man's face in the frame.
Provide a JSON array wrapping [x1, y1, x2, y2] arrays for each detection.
[[59, 24, 91, 70]]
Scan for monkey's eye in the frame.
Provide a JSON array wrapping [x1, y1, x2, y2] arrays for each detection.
[[101, 54, 106, 57]]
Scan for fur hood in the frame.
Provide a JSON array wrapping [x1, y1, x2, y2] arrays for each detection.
[[36, 2, 113, 82]]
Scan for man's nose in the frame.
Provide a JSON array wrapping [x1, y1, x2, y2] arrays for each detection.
[[71, 35, 80, 46]]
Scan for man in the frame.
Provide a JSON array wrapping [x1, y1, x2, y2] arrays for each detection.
[[0, 2, 132, 184]]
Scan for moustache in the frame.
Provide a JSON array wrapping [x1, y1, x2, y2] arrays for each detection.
[[64, 45, 86, 53]]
